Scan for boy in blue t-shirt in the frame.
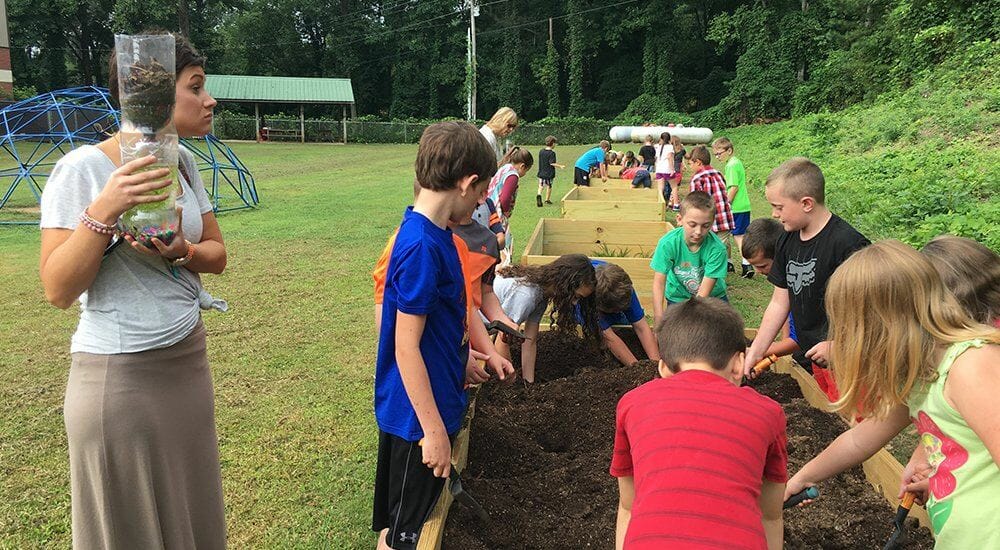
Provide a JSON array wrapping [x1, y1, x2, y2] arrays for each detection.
[[573, 140, 611, 186], [373, 121, 498, 550], [650, 191, 729, 326], [590, 260, 660, 366]]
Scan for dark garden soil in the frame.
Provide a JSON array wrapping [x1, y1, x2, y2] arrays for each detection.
[[443, 330, 934, 549]]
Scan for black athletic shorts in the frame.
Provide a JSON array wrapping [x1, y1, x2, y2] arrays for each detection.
[[372, 430, 453, 550], [573, 167, 591, 186]]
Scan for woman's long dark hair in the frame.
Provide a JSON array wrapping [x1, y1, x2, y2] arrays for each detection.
[[499, 254, 600, 340]]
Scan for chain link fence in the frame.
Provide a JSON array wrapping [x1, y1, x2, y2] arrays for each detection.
[[211, 116, 613, 145]]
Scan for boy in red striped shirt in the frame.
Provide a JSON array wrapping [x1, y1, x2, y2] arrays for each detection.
[[611, 298, 787, 550], [689, 144, 737, 271]]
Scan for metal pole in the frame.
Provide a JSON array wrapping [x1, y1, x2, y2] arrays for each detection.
[[342, 105, 347, 144], [470, 0, 477, 121], [300, 104, 305, 143], [255, 103, 260, 142], [467, 28, 473, 120]]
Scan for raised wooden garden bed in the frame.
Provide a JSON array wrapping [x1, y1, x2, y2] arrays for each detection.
[[560, 186, 665, 221], [421, 328, 932, 549], [588, 177, 640, 190], [521, 218, 672, 311]]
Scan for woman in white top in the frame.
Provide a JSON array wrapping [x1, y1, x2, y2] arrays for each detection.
[[479, 107, 519, 164], [39, 32, 228, 549]]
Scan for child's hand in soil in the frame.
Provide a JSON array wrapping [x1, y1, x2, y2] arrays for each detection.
[[783, 478, 818, 507], [420, 432, 452, 478], [465, 351, 491, 385], [485, 352, 515, 383]]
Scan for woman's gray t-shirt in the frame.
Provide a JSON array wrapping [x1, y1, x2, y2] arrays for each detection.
[[40, 145, 215, 354], [479, 125, 503, 163], [492, 274, 546, 325]]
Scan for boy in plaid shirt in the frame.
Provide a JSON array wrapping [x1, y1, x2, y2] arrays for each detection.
[[688, 145, 736, 271]]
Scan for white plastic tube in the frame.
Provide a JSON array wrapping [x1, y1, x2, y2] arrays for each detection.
[[609, 126, 714, 144]]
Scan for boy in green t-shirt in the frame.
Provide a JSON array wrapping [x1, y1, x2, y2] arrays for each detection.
[[650, 191, 729, 326], [713, 137, 753, 278]]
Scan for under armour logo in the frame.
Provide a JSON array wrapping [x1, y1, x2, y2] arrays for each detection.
[[786, 259, 817, 295], [399, 532, 417, 544]]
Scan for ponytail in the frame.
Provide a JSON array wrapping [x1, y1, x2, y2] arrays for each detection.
[[659, 132, 672, 160], [500, 146, 534, 169]]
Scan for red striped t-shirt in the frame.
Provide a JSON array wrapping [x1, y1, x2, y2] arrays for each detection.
[[610, 370, 788, 549]]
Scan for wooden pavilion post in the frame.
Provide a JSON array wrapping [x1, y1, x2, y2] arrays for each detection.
[[255, 103, 260, 142], [300, 104, 305, 143], [342, 105, 347, 144]]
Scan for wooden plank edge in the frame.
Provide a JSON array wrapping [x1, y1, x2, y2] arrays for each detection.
[[417, 385, 481, 549], [520, 218, 547, 261]]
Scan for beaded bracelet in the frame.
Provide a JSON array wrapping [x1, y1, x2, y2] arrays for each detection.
[[168, 240, 196, 267], [79, 210, 117, 236]]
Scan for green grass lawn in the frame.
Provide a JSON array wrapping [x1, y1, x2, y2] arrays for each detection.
[[0, 141, 780, 548]]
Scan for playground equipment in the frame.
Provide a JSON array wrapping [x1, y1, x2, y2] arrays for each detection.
[[0, 86, 257, 225], [609, 125, 714, 144]]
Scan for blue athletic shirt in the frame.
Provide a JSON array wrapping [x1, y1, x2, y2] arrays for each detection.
[[578, 259, 646, 330], [574, 147, 606, 171], [375, 207, 470, 441]]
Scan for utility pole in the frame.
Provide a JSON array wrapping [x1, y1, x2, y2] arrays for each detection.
[[466, 0, 478, 121], [549, 17, 553, 42]]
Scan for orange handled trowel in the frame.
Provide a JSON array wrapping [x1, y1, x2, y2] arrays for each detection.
[[743, 354, 779, 385], [883, 492, 916, 550]]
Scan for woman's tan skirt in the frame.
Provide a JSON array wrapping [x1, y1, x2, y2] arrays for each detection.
[[65, 321, 225, 549]]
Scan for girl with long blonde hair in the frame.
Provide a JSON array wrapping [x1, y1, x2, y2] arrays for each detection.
[[784, 240, 1000, 548]]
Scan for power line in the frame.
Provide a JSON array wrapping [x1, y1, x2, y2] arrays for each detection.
[[343, 0, 642, 71]]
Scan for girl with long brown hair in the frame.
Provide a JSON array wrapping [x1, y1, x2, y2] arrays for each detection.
[[492, 254, 600, 383]]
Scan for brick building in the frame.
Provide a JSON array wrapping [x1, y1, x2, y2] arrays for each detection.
[[0, 0, 10, 94]]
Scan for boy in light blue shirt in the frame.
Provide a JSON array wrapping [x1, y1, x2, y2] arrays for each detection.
[[573, 140, 611, 186]]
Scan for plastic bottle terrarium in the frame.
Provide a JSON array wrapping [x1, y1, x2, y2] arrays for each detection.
[[115, 34, 180, 247]]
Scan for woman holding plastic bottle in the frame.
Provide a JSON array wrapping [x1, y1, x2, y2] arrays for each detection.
[[39, 32, 227, 548]]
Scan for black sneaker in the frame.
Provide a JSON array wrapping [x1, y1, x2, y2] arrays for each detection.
[[727, 261, 736, 273], [536, 195, 543, 207], [741, 264, 755, 279], [544, 199, 553, 205]]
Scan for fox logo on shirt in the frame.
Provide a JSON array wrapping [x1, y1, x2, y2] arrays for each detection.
[[787, 259, 817, 295]]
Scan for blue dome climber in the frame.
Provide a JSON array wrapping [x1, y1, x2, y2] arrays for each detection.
[[0, 86, 257, 225]]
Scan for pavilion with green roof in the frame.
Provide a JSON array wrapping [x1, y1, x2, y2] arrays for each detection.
[[206, 75, 355, 142]]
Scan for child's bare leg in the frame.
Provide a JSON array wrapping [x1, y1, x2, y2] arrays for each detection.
[[545, 184, 552, 202], [377, 528, 392, 550], [670, 181, 680, 206], [735, 233, 750, 267]]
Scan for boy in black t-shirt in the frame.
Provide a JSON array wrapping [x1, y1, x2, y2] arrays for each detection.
[[744, 157, 869, 402], [638, 135, 657, 173], [536, 135, 565, 207]]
